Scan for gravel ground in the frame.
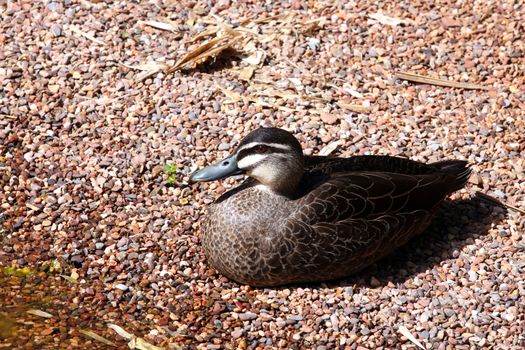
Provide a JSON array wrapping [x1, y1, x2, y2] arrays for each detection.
[[1, 0, 525, 349]]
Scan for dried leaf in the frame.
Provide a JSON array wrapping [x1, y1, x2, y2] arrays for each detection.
[[232, 26, 260, 37], [248, 85, 316, 101], [173, 37, 227, 69], [135, 70, 162, 82], [337, 101, 371, 113], [212, 15, 241, 38], [119, 62, 169, 72], [107, 324, 134, 340], [398, 325, 425, 350], [135, 337, 165, 350], [59, 274, 78, 283], [288, 77, 303, 89], [169, 35, 239, 72], [319, 141, 341, 156], [241, 14, 290, 25], [193, 41, 235, 63], [27, 309, 53, 318], [69, 25, 107, 46], [139, 20, 178, 32], [475, 191, 525, 214], [260, 33, 277, 44], [241, 50, 265, 66], [266, 90, 302, 100], [342, 86, 364, 98], [216, 85, 245, 103], [170, 15, 271, 75], [239, 66, 255, 81], [295, 17, 326, 35], [188, 26, 219, 43], [396, 71, 488, 90], [59, 269, 79, 283], [108, 324, 164, 350], [369, 12, 409, 27], [79, 329, 116, 347]]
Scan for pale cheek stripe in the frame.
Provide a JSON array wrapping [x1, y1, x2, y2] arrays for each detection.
[[250, 164, 279, 182], [237, 154, 268, 169], [237, 142, 292, 152]]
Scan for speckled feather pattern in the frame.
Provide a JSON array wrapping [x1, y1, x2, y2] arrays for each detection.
[[201, 155, 470, 287]]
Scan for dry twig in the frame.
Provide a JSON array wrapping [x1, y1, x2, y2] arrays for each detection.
[[397, 326, 426, 350], [476, 191, 525, 214], [68, 25, 107, 46], [396, 71, 489, 90], [78, 329, 116, 347]]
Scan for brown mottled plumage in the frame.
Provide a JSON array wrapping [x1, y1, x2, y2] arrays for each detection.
[[191, 127, 471, 287]]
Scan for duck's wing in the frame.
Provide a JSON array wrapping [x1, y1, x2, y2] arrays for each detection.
[[271, 171, 461, 282], [294, 171, 460, 222], [305, 154, 470, 180], [276, 209, 432, 280], [304, 155, 434, 173]]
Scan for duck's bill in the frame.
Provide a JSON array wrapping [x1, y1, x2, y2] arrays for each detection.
[[190, 154, 243, 182]]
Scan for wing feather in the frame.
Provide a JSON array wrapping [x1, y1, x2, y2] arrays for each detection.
[[296, 171, 455, 222], [270, 209, 433, 281]]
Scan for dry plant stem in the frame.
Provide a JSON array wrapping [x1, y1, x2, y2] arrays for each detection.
[[396, 71, 489, 90], [476, 191, 525, 215]]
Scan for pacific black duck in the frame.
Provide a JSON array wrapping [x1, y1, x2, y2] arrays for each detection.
[[191, 127, 471, 287]]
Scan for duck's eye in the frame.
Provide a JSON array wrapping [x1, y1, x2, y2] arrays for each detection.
[[254, 145, 269, 153]]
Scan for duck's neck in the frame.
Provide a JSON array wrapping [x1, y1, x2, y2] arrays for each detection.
[[251, 159, 304, 197]]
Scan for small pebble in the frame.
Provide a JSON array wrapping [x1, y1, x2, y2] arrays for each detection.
[[115, 284, 128, 291]]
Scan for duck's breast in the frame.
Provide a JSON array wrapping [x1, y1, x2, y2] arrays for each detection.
[[201, 186, 295, 283]]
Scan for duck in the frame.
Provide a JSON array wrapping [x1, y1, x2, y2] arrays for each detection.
[[190, 127, 471, 287]]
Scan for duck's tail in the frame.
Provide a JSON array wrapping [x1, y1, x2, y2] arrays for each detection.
[[431, 160, 472, 192]]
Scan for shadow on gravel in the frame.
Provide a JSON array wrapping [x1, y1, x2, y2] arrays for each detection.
[[334, 195, 508, 289], [191, 49, 239, 74]]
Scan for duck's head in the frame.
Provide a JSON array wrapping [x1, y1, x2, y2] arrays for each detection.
[[191, 127, 305, 195]]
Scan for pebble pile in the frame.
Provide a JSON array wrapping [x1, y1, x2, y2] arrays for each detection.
[[1, 0, 524, 348]]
